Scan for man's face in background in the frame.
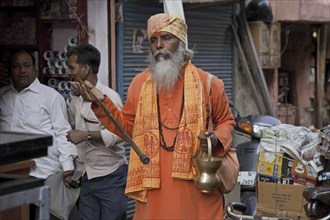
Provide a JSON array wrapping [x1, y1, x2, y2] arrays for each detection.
[[10, 51, 36, 92]]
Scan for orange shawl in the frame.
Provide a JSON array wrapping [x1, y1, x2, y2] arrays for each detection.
[[125, 61, 206, 202]]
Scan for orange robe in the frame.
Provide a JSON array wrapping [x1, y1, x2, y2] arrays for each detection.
[[92, 67, 235, 219]]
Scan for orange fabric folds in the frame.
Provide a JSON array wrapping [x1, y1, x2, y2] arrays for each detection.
[[206, 74, 239, 194], [125, 61, 206, 202]]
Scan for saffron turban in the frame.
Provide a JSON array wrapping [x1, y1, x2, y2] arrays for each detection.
[[147, 13, 187, 45]]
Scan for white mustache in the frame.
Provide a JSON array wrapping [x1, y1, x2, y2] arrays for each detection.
[[154, 50, 172, 60]]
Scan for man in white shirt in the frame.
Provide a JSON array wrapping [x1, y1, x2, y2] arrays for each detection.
[[66, 44, 128, 220], [0, 49, 78, 219]]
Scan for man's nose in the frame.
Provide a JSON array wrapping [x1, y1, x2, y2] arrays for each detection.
[[20, 66, 28, 72], [66, 68, 73, 75], [156, 38, 164, 49]]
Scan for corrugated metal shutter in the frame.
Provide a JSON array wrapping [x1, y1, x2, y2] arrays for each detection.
[[185, 4, 234, 100], [116, 1, 235, 219]]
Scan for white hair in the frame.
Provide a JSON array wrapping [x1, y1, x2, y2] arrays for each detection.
[[149, 42, 194, 94]]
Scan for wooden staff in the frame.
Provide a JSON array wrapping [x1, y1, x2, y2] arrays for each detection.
[[73, 76, 150, 164]]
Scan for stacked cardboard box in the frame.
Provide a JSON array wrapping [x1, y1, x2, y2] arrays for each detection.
[[257, 182, 307, 219], [256, 150, 318, 186], [256, 149, 318, 219]]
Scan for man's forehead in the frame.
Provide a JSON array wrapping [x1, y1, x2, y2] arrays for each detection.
[[12, 53, 33, 62], [150, 31, 175, 38], [68, 54, 78, 61]]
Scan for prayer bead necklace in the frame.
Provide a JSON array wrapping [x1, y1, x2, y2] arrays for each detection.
[[157, 89, 184, 152]]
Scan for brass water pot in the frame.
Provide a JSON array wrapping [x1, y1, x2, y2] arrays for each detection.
[[194, 137, 222, 193]]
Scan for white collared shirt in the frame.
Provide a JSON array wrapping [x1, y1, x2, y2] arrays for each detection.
[[68, 81, 127, 179], [0, 78, 77, 179]]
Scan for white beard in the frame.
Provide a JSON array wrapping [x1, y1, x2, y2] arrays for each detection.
[[149, 47, 186, 94]]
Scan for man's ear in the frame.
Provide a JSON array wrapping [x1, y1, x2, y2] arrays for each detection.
[[84, 64, 90, 74]]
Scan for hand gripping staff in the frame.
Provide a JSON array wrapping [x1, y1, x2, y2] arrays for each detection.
[[73, 76, 150, 164]]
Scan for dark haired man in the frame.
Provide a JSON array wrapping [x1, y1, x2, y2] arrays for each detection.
[[66, 44, 128, 220]]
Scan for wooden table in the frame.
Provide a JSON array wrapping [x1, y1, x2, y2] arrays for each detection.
[[0, 131, 52, 166], [0, 131, 52, 220], [0, 160, 35, 220]]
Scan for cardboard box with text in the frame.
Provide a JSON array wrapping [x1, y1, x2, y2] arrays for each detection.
[[257, 181, 308, 219]]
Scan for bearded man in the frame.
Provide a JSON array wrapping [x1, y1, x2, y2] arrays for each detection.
[[71, 13, 235, 219]]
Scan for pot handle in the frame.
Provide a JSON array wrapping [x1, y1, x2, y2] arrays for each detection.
[[207, 137, 212, 163]]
